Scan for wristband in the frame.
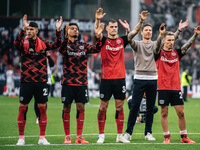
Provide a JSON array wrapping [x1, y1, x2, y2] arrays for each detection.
[[178, 29, 182, 32]]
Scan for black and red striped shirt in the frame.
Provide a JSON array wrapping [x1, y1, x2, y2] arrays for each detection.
[[59, 37, 101, 86], [14, 30, 61, 83]]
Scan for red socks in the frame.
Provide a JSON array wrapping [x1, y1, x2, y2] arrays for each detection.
[[115, 110, 124, 134], [98, 109, 106, 134], [38, 106, 47, 139], [17, 106, 28, 139], [63, 110, 70, 136], [76, 110, 85, 137]]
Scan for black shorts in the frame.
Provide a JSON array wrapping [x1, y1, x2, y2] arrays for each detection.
[[61, 85, 88, 104], [100, 79, 126, 101], [158, 90, 184, 106], [19, 82, 48, 104]]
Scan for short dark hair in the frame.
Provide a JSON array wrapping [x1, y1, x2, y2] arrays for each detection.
[[163, 31, 174, 39], [141, 23, 152, 31], [106, 19, 117, 26], [63, 23, 79, 37], [29, 22, 38, 28]]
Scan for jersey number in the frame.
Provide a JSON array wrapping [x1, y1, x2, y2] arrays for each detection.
[[43, 88, 48, 96]]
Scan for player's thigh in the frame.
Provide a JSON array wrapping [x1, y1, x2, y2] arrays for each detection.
[[113, 79, 126, 100], [34, 83, 48, 104], [61, 85, 74, 104], [171, 90, 184, 106], [157, 90, 170, 106], [100, 79, 112, 100], [75, 86, 88, 104], [19, 83, 34, 104]]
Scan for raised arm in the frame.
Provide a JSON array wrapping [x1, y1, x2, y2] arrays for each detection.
[[45, 16, 63, 50], [94, 8, 106, 40], [155, 23, 166, 54], [174, 20, 189, 40], [181, 26, 200, 54], [14, 14, 30, 50], [126, 11, 150, 42]]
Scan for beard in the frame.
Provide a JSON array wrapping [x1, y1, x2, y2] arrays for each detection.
[[72, 35, 78, 38]]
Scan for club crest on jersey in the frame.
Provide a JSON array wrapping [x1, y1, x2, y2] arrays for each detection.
[[116, 39, 121, 44], [171, 52, 176, 56], [79, 45, 84, 50]]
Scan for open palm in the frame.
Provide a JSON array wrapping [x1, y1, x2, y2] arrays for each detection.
[[56, 16, 63, 31]]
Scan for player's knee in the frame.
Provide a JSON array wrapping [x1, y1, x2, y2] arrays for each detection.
[[177, 111, 185, 119], [63, 103, 71, 111], [161, 111, 168, 118]]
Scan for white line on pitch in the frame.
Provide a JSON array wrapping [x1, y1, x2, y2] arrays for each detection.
[[0, 143, 200, 147]]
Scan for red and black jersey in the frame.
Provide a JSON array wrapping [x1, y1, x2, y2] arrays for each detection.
[[155, 49, 185, 90], [14, 30, 61, 83], [100, 36, 129, 79], [59, 37, 101, 86]]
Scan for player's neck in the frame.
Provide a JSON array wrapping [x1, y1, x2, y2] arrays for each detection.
[[68, 37, 78, 43], [142, 38, 151, 43], [108, 34, 117, 39], [163, 46, 172, 51]]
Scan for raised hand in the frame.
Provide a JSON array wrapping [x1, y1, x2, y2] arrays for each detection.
[[64, 23, 70, 38], [95, 23, 104, 38], [23, 14, 30, 30], [194, 26, 200, 35], [178, 20, 189, 31], [139, 11, 150, 22], [96, 8, 106, 20], [119, 19, 130, 32], [159, 23, 166, 35], [56, 16, 63, 31]]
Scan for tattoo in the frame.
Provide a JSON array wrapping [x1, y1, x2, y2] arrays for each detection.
[[181, 33, 198, 54], [128, 22, 143, 41], [174, 29, 181, 41], [155, 34, 163, 54]]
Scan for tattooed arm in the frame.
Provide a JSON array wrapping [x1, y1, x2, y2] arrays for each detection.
[[174, 20, 189, 40], [181, 26, 200, 54], [127, 11, 149, 42], [155, 23, 166, 54]]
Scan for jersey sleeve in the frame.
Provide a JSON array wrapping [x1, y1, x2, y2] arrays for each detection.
[[154, 49, 161, 61], [120, 35, 129, 47], [14, 30, 25, 52], [59, 37, 68, 54], [176, 49, 185, 60], [101, 36, 107, 46], [44, 31, 62, 50]]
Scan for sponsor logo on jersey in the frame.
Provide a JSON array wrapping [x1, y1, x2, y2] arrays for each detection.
[[106, 45, 123, 51], [161, 56, 178, 63], [67, 50, 86, 56], [159, 99, 165, 104]]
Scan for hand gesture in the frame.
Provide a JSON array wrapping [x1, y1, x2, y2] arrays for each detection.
[[194, 26, 200, 35], [56, 16, 63, 32], [95, 23, 104, 38], [178, 20, 189, 31], [159, 23, 166, 35], [119, 19, 130, 32], [64, 24, 70, 38], [139, 11, 150, 22], [96, 8, 106, 20], [23, 14, 30, 30]]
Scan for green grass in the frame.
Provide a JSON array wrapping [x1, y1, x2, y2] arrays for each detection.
[[0, 96, 199, 150]]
